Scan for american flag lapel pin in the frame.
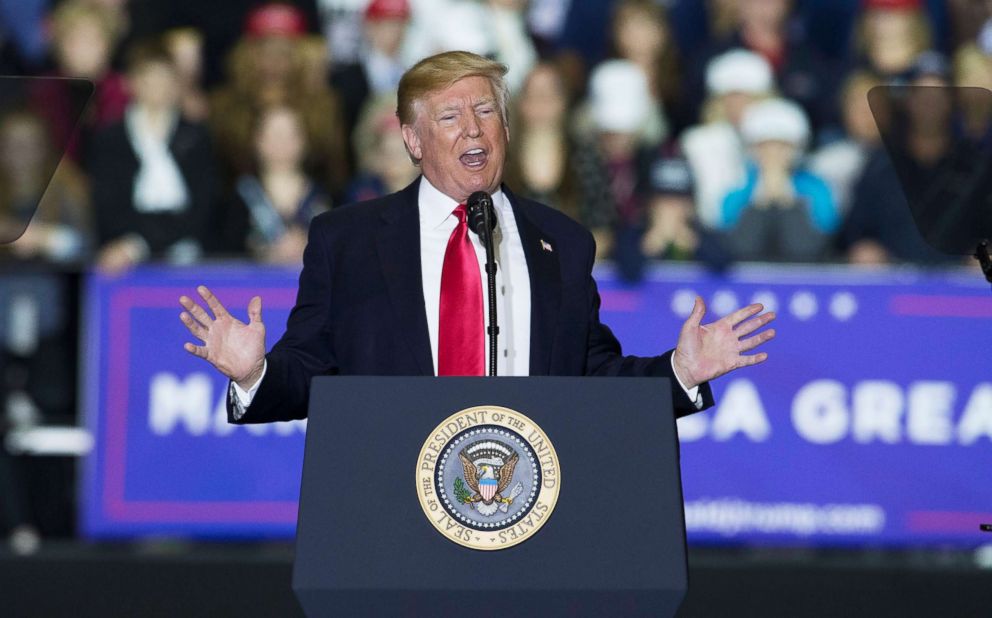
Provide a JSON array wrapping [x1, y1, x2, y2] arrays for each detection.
[[540, 239, 553, 252]]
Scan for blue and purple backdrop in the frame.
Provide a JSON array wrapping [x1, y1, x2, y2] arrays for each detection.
[[81, 263, 992, 545]]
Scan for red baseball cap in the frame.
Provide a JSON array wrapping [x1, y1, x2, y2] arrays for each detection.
[[244, 3, 308, 38], [863, 0, 922, 10], [365, 0, 410, 21]]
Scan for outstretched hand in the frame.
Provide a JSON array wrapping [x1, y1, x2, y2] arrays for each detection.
[[672, 297, 776, 390], [179, 286, 266, 390]]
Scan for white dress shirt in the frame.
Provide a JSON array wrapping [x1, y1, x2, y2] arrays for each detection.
[[232, 176, 700, 413], [417, 176, 530, 376]]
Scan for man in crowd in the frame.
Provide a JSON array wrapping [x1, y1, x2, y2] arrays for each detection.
[[177, 51, 776, 423]]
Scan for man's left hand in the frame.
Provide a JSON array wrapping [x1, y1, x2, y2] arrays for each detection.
[[672, 297, 776, 389]]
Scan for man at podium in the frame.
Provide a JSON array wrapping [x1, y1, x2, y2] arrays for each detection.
[[177, 51, 776, 423]]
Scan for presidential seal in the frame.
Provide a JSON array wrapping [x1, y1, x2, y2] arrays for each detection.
[[416, 405, 560, 551]]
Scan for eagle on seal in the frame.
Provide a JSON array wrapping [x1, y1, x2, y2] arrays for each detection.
[[458, 442, 520, 516]]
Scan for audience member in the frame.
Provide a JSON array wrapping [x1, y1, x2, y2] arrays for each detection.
[[0, 0, 48, 73], [809, 71, 882, 217], [210, 3, 349, 196], [331, 0, 411, 168], [315, 0, 368, 67], [402, 0, 536, 92], [163, 28, 210, 123], [840, 52, 958, 265], [503, 61, 581, 222], [344, 93, 418, 203], [525, 0, 573, 54], [952, 42, 992, 141], [228, 105, 331, 264], [681, 49, 775, 229], [0, 111, 92, 264], [641, 154, 729, 269], [573, 60, 655, 275], [39, 0, 128, 162], [89, 40, 216, 274], [686, 0, 836, 132], [608, 0, 683, 137], [721, 97, 838, 262], [855, 0, 933, 81]]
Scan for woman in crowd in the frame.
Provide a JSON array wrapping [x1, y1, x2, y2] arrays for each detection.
[[163, 28, 210, 123], [502, 61, 581, 222], [210, 3, 349, 198], [573, 60, 656, 278], [89, 39, 216, 274], [808, 70, 882, 217], [227, 105, 331, 265], [344, 93, 418, 204], [608, 0, 683, 137]]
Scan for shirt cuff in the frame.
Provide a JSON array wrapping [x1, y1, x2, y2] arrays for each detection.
[[230, 360, 267, 420], [670, 355, 704, 410]]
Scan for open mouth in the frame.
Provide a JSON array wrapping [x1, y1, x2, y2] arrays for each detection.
[[459, 148, 487, 169]]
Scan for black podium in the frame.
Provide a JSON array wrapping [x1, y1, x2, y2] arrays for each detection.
[[293, 377, 689, 617]]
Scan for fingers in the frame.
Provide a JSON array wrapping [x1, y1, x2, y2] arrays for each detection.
[[686, 296, 706, 329], [739, 352, 769, 367], [725, 303, 764, 327], [179, 294, 213, 326], [735, 311, 776, 337], [179, 311, 208, 341], [183, 342, 208, 359], [197, 285, 229, 320], [739, 328, 776, 352], [247, 295, 263, 324]]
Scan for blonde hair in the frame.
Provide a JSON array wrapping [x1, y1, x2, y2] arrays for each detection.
[[396, 51, 509, 126], [50, 0, 121, 44], [855, 7, 932, 63]]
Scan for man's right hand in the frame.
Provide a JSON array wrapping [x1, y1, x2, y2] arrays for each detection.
[[179, 286, 266, 390]]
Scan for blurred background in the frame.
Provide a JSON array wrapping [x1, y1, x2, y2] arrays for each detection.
[[1, 0, 992, 615]]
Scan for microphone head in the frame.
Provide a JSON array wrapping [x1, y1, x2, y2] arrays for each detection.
[[466, 191, 496, 239]]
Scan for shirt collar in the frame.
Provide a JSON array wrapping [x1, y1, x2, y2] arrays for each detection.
[[418, 174, 505, 230]]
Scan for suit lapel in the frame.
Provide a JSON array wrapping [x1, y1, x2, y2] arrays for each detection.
[[504, 186, 560, 376], [375, 178, 435, 376]]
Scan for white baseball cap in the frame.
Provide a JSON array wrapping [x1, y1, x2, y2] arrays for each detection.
[[739, 97, 810, 147], [588, 60, 651, 133], [706, 49, 774, 95]]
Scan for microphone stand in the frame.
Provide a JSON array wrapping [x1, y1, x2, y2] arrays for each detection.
[[480, 202, 499, 377]]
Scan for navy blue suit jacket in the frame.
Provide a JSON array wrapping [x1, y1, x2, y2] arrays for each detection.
[[229, 178, 714, 423]]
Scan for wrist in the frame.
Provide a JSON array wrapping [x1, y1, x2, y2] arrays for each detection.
[[235, 361, 265, 392], [672, 350, 699, 390]]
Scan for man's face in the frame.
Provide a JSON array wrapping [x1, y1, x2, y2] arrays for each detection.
[[401, 75, 509, 202]]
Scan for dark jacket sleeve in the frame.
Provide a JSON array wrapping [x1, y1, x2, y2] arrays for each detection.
[[578, 232, 714, 417], [226, 216, 339, 423]]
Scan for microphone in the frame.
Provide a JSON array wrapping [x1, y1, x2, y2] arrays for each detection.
[[465, 190, 499, 377], [466, 191, 496, 243]]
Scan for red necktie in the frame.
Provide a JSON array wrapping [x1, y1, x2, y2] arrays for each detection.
[[438, 203, 484, 376]]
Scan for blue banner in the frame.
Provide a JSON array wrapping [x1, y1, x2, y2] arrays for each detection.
[[81, 263, 992, 545]]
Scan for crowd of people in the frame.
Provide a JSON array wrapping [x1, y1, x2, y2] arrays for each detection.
[[0, 0, 990, 552], [0, 0, 986, 279]]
